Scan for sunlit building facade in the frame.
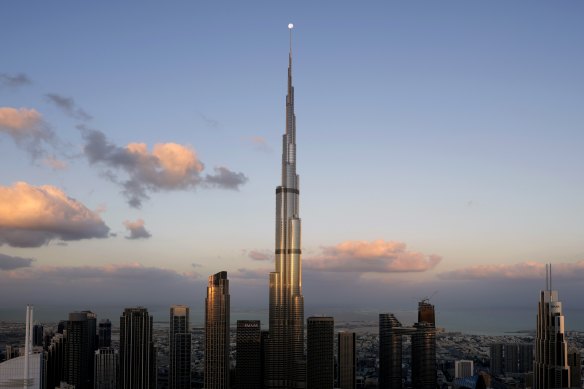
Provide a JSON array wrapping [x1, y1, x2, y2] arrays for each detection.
[[337, 332, 356, 389], [205, 271, 230, 389]]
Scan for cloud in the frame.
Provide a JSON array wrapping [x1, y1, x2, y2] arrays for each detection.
[[43, 156, 68, 170], [123, 219, 152, 240], [0, 182, 110, 247], [305, 240, 442, 273], [0, 107, 55, 158], [439, 260, 584, 281], [80, 128, 248, 207], [0, 253, 35, 270], [248, 250, 272, 261], [247, 136, 272, 153], [0, 73, 31, 88], [45, 93, 92, 121]]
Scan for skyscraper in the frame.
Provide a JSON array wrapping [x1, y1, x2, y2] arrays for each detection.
[[205, 271, 230, 389], [379, 313, 405, 389], [267, 23, 305, 389], [504, 344, 519, 373], [46, 333, 66, 389], [66, 311, 96, 389], [33, 323, 44, 347], [98, 320, 112, 349], [169, 305, 191, 389], [94, 348, 118, 389], [534, 264, 570, 389], [306, 317, 334, 389], [119, 307, 156, 389], [411, 300, 436, 389], [337, 332, 356, 389], [490, 344, 504, 375], [236, 320, 261, 389], [454, 360, 474, 378]]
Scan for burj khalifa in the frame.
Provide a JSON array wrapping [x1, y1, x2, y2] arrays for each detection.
[[266, 24, 306, 389]]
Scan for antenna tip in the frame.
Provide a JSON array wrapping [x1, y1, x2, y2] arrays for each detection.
[[288, 23, 294, 29]]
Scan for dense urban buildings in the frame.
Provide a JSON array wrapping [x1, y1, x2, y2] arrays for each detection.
[[94, 347, 118, 389], [534, 264, 571, 389], [337, 331, 356, 389], [307, 317, 334, 389], [236, 320, 262, 389], [267, 24, 306, 389], [169, 305, 192, 389], [205, 271, 230, 389], [119, 307, 156, 389]]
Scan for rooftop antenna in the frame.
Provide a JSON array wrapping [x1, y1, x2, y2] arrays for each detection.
[[549, 263, 552, 291]]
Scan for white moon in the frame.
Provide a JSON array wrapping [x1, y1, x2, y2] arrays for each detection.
[[288, 23, 294, 29]]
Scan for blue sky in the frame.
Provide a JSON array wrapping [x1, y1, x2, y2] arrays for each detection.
[[1, 1, 583, 330]]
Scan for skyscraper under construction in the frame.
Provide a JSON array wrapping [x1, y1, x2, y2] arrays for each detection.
[[266, 24, 305, 389]]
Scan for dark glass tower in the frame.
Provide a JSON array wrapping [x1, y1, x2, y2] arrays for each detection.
[[94, 347, 118, 389], [267, 24, 305, 389], [534, 264, 570, 389], [236, 320, 262, 389], [306, 317, 334, 389], [119, 307, 156, 389], [337, 332, 356, 389], [411, 301, 436, 389], [66, 311, 95, 389], [169, 305, 192, 389], [98, 319, 112, 348], [205, 271, 230, 389], [379, 313, 405, 389], [46, 333, 66, 389]]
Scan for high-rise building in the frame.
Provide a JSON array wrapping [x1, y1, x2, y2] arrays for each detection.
[[411, 300, 436, 389], [169, 305, 191, 389], [236, 320, 262, 389], [534, 264, 571, 389], [94, 348, 117, 389], [454, 360, 474, 378], [98, 320, 112, 349], [33, 323, 44, 347], [379, 313, 405, 389], [205, 271, 230, 389], [119, 307, 156, 389], [46, 333, 66, 389], [267, 23, 306, 389], [66, 311, 96, 389], [518, 344, 534, 373], [337, 332, 356, 389], [490, 344, 504, 375], [307, 317, 334, 389], [568, 351, 581, 388], [504, 344, 519, 373]]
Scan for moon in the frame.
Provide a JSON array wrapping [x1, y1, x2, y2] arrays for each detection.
[[288, 23, 294, 29]]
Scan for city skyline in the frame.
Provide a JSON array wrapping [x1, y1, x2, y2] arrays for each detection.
[[1, 2, 584, 332]]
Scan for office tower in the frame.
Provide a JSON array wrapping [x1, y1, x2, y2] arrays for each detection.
[[518, 344, 534, 373], [306, 317, 334, 389], [534, 264, 570, 389], [205, 271, 230, 389], [379, 314, 404, 389], [568, 351, 581, 388], [454, 360, 474, 378], [236, 320, 261, 389], [98, 320, 112, 348], [66, 311, 96, 389], [504, 344, 519, 373], [169, 305, 192, 389], [337, 332, 356, 389], [95, 348, 118, 389], [267, 24, 305, 389], [57, 320, 67, 334], [411, 300, 436, 389], [46, 333, 66, 389], [261, 330, 270, 388], [119, 307, 156, 389], [33, 323, 44, 347], [490, 344, 504, 375]]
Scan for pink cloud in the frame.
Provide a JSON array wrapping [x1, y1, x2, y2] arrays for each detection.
[[305, 239, 442, 273], [248, 136, 272, 152], [248, 250, 271, 261], [0, 107, 55, 157], [123, 219, 152, 240], [43, 156, 68, 170], [439, 260, 584, 280], [0, 182, 110, 247]]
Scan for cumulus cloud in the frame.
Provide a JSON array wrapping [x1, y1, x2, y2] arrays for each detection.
[[123, 219, 152, 240], [248, 249, 271, 261], [81, 128, 248, 207], [0, 253, 35, 270], [0, 182, 110, 247], [439, 260, 584, 281], [45, 93, 92, 121], [305, 240, 442, 273], [0, 107, 55, 158], [0, 73, 31, 88]]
